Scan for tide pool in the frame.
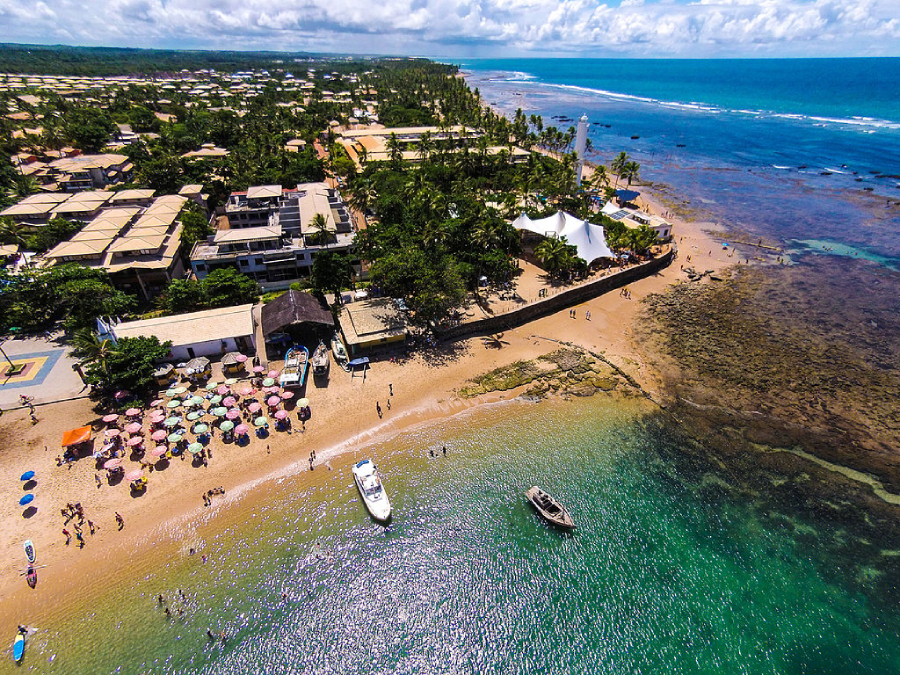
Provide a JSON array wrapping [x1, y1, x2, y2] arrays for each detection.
[[22, 395, 900, 674]]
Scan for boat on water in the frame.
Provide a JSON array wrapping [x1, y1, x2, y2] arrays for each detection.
[[525, 486, 576, 530], [352, 459, 392, 523], [279, 346, 309, 388], [331, 333, 349, 371], [23, 540, 36, 565], [311, 341, 329, 378]]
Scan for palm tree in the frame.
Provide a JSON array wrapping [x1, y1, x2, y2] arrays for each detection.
[[621, 160, 641, 186], [308, 213, 332, 247], [534, 237, 576, 278], [610, 151, 629, 190], [70, 328, 113, 376], [0, 218, 30, 248], [417, 131, 433, 163], [386, 133, 403, 165]]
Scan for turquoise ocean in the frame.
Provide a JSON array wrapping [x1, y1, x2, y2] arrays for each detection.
[[14, 397, 900, 674], [11, 59, 900, 673]]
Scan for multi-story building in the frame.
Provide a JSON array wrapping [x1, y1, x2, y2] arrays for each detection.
[[192, 183, 357, 288]]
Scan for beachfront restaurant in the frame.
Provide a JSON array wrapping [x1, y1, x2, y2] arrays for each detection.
[[260, 290, 334, 359], [339, 298, 409, 356], [108, 304, 256, 362]]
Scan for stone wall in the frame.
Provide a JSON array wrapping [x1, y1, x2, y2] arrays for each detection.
[[436, 248, 674, 342]]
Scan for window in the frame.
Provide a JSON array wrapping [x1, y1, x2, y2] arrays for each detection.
[[254, 257, 263, 265], [239, 259, 249, 267]]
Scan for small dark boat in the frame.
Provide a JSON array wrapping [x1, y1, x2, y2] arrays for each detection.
[[525, 486, 575, 530], [26, 565, 37, 589]]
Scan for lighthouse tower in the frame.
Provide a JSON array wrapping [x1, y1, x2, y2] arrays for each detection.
[[574, 114, 589, 186]]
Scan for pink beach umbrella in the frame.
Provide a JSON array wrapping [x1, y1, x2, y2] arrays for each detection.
[[125, 469, 144, 481], [267, 370, 280, 378], [151, 429, 167, 442], [150, 413, 166, 423], [235, 423, 249, 435], [102, 413, 119, 424], [226, 408, 241, 420], [235, 354, 248, 363], [222, 396, 237, 407], [217, 385, 229, 395], [239, 387, 255, 396], [127, 436, 144, 447], [114, 390, 130, 400], [274, 410, 288, 420], [125, 407, 141, 417], [125, 422, 143, 434], [252, 365, 266, 373], [248, 402, 262, 413], [105, 428, 121, 438], [280, 390, 294, 400], [104, 458, 123, 469], [266, 396, 281, 407], [150, 399, 163, 407], [151, 445, 168, 457]]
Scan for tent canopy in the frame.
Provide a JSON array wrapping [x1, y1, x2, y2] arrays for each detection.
[[61, 426, 92, 447], [512, 211, 614, 264]]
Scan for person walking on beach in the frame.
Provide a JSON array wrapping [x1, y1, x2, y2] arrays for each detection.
[[586, 310, 591, 321], [376, 402, 382, 418], [389, 383, 393, 396], [88, 520, 97, 535], [115, 512, 125, 530], [62, 528, 71, 545]]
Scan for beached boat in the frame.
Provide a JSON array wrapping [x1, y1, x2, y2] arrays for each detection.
[[331, 333, 349, 371], [25, 565, 37, 589], [23, 540, 36, 565], [525, 486, 576, 530], [13, 633, 24, 662], [280, 346, 309, 388], [311, 341, 329, 378], [352, 459, 392, 523]]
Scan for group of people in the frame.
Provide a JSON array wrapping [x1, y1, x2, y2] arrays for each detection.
[[60, 502, 98, 548], [202, 486, 225, 506]]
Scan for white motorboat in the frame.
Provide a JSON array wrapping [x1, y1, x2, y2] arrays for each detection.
[[352, 459, 392, 522]]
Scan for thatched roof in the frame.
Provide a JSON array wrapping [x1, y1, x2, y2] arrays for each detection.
[[261, 290, 334, 336]]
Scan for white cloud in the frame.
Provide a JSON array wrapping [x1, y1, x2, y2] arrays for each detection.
[[0, 0, 897, 56]]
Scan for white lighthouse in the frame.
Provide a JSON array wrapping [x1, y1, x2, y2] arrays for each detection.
[[574, 114, 589, 186]]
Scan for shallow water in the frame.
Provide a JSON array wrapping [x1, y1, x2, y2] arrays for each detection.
[[18, 396, 900, 674]]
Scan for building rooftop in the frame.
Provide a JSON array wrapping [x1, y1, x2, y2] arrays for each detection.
[[214, 225, 282, 245], [112, 304, 256, 347], [246, 185, 283, 200], [341, 299, 408, 347]]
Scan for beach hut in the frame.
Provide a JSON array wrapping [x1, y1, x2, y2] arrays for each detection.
[[185, 356, 212, 380], [153, 363, 176, 387], [222, 351, 248, 375]]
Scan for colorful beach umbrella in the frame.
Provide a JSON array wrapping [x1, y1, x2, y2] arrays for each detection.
[[193, 423, 209, 434], [267, 396, 281, 407], [102, 413, 119, 423], [253, 416, 268, 427], [222, 396, 237, 407], [211, 407, 228, 417], [151, 430, 167, 441], [252, 365, 265, 373], [114, 390, 130, 400], [20, 471, 35, 481], [104, 458, 123, 469], [188, 443, 204, 454], [205, 382, 219, 391], [274, 410, 288, 420], [19, 494, 34, 506], [165, 388, 180, 397], [267, 370, 280, 378], [167, 432, 183, 443], [263, 386, 279, 395], [125, 422, 142, 434], [220, 420, 235, 432], [224, 377, 239, 385], [248, 402, 262, 413], [186, 411, 203, 421], [298, 398, 310, 407], [166, 399, 182, 409], [280, 391, 294, 400], [262, 378, 275, 387], [149, 413, 166, 423], [127, 436, 143, 447], [163, 417, 181, 428], [235, 424, 249, 435], [234, 354, 248, 363], [239, 387, 255, 396], [150, 399, 163, 407], [125, 469, 144, 481], [105, 428, 121, 437], [208, 395, 223, 406], [151, 445, 168, 457], [125, 407, 141, 417], [172, 386, 187, 395], [187, 396, 205, 407], [216, 385, 229, 395], [226, 409, 241, 420]]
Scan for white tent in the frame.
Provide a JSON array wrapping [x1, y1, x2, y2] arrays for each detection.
[[512, 211, 614, 263]]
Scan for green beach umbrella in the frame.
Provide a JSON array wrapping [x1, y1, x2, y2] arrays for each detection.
[[262, 378, 275, 387], [211, 407, 228, 417], [167, 432, 183, 443], [165, 388, 180, 397], [224, 378, 238, 385], [186, 411, 203, 421], [172, 386, 187, 395], [163, 416, 181, 427], [208, 395, 223, 406], [166, 399, 181, 409], [188, 443, 204, 454], [193, 423, 209, 434], [187, 395, 205, 407], [205, 381, 219, 391], [253, 416, 268, 427], [220, 421, 234, 432]]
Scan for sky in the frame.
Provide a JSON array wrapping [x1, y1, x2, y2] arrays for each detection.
[[0, 0, 898, 58]]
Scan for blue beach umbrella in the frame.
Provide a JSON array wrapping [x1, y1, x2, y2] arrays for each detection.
[[19, 494, 34, 506], [20, 471, 35, 481]]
